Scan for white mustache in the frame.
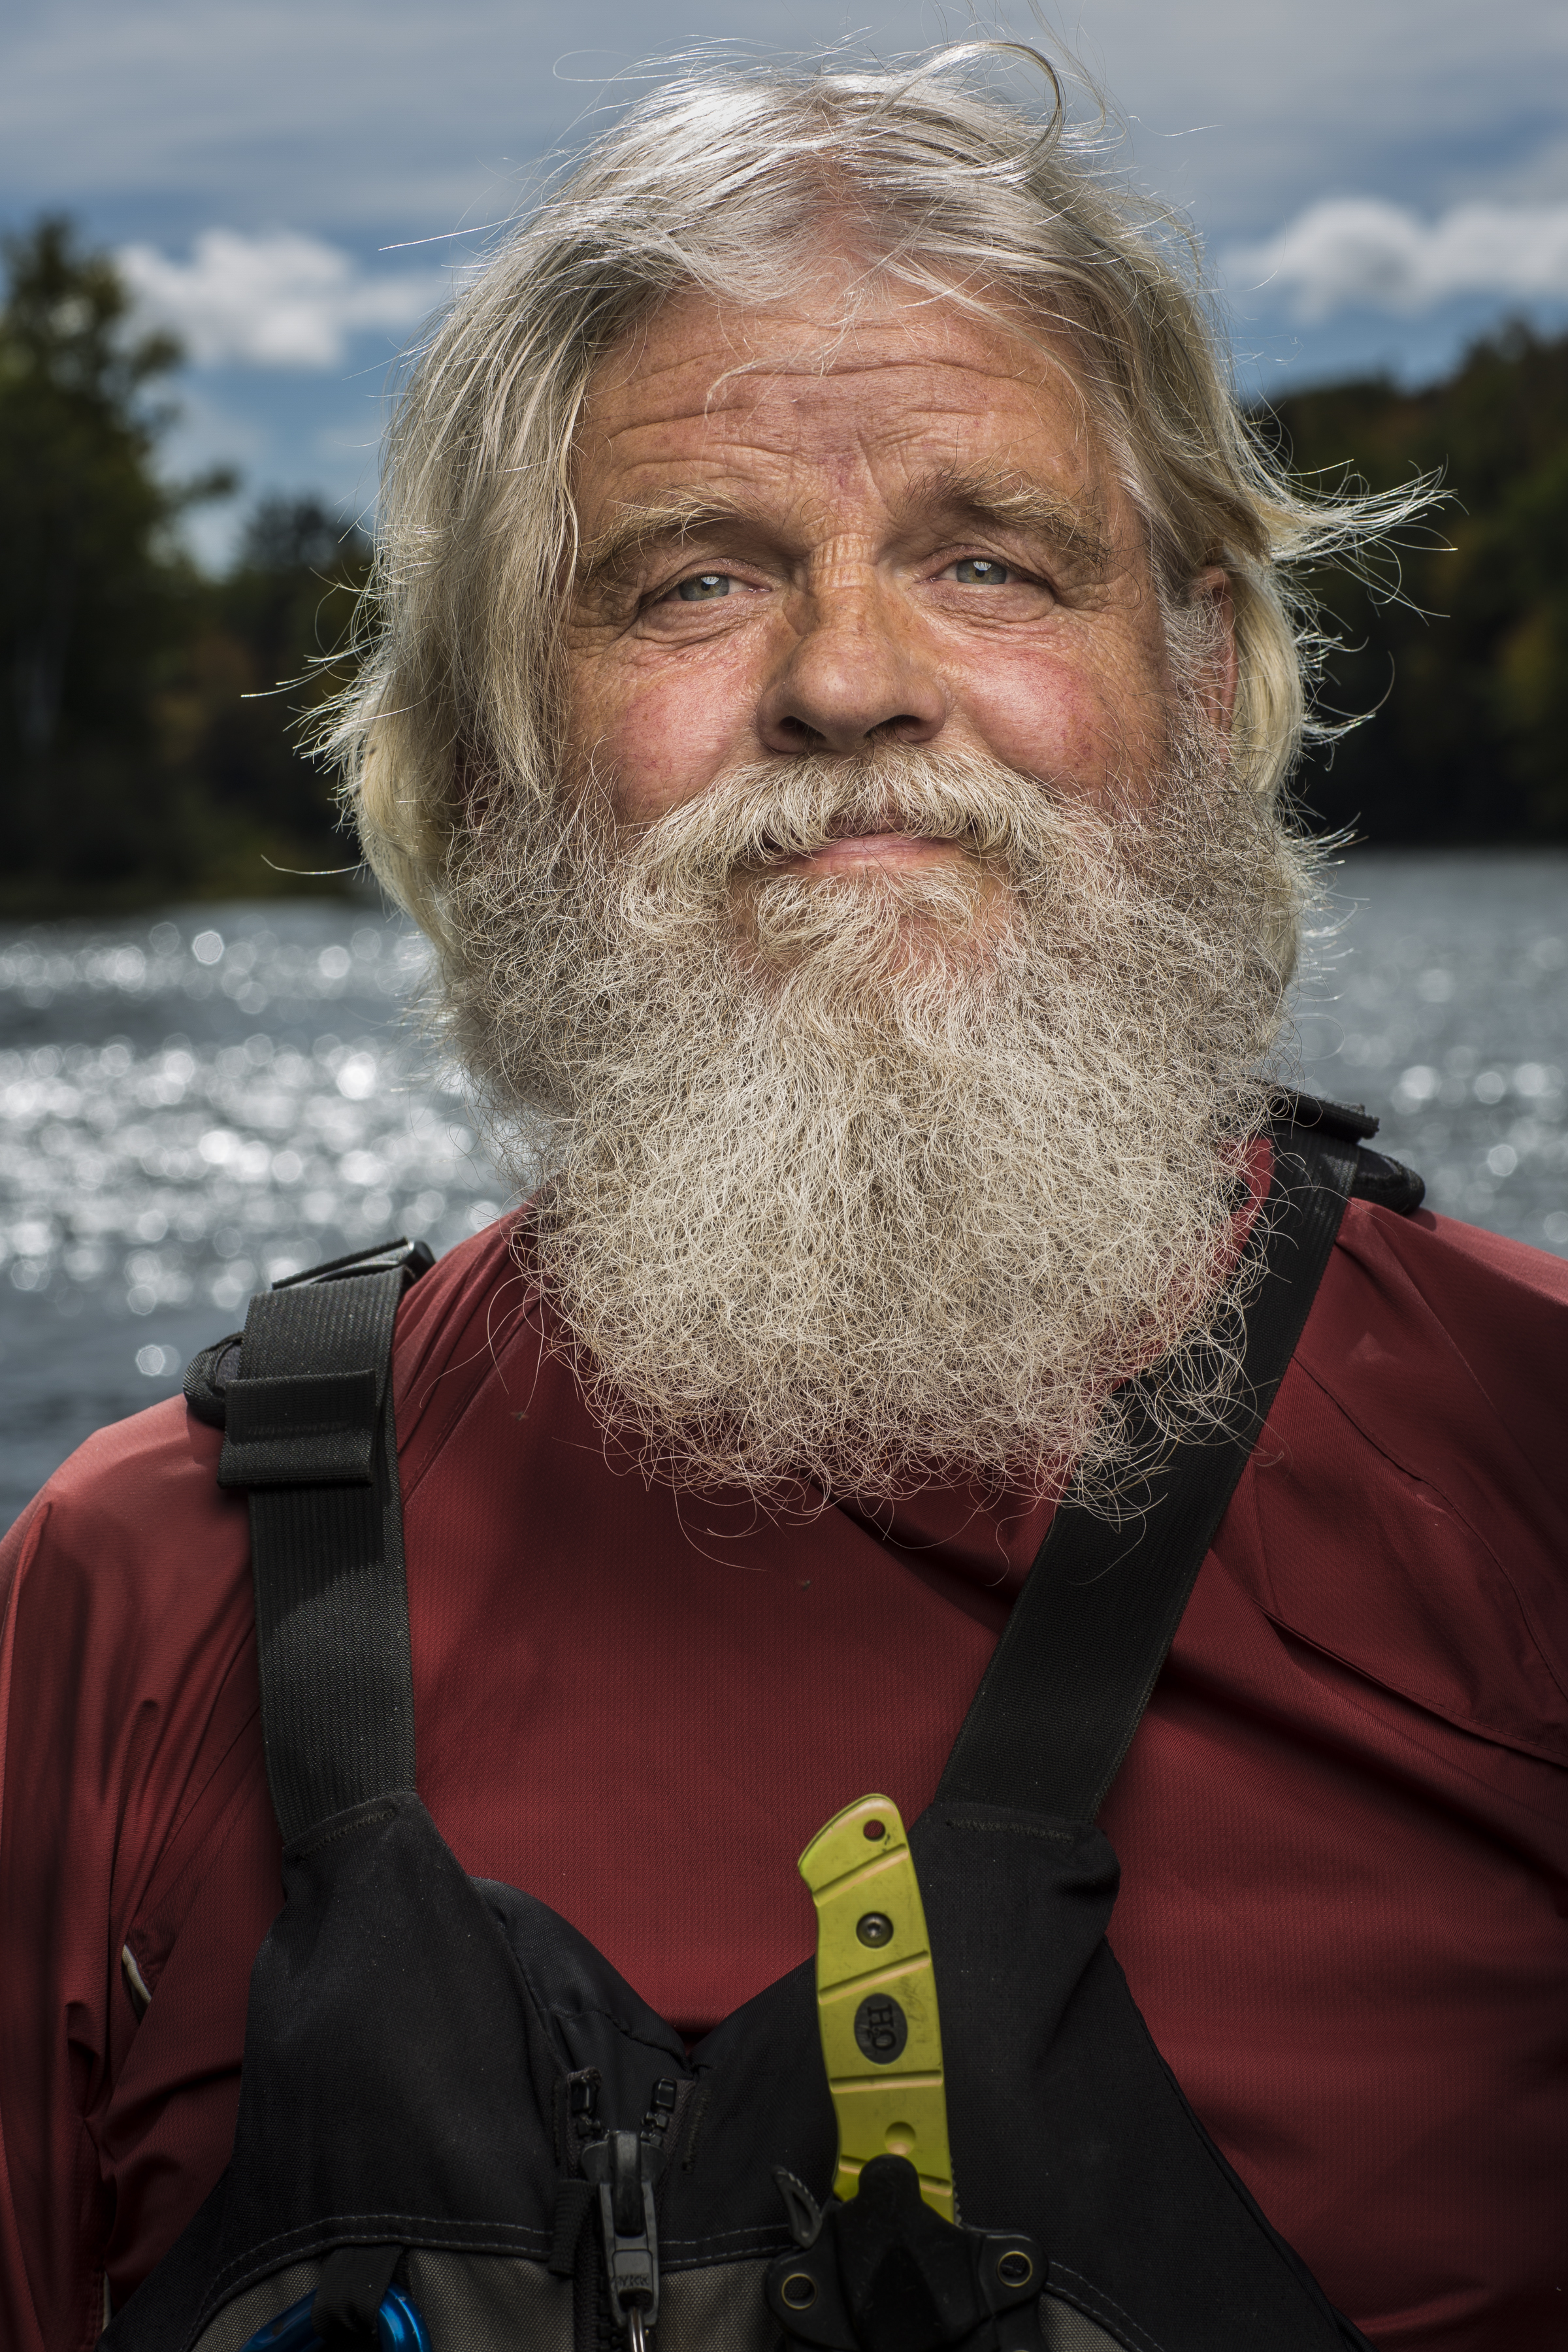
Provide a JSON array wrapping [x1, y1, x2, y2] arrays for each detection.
[[617, 749, 1086, 890]]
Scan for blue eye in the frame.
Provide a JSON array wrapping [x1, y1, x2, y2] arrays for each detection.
[[676, 572, 731, 601], [953, 557, 1010, 585]]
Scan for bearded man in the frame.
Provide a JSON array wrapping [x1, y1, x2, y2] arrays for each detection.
[[2, 47, 1564, 2352]]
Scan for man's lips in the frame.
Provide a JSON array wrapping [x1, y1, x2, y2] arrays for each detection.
[[772, 832, 969, 875]]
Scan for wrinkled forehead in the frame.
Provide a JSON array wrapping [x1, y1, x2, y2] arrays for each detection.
[[571, 272, 1127, 548]]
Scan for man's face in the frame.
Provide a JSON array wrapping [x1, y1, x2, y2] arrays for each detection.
[[449, 276, 1284, 1501], [565, 278, 1233, 872]]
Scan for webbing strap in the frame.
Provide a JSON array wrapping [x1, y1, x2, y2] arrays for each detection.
[[219, 1265, 416, 1845], [937, 1121, 1359, 1821]]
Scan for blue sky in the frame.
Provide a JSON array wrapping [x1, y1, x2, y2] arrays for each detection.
[[4, 0, 1566, 565]]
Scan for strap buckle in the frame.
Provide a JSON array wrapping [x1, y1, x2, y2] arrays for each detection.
[[218, 1369, 382, 1490]]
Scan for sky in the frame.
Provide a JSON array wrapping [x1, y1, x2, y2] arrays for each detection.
[[4, 0, 1567, 566]]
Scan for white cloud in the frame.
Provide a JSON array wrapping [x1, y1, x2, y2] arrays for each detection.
[[1226, 197, 1568, 320], [5, 0, 1565, 248], [118, 228, 448, 368]]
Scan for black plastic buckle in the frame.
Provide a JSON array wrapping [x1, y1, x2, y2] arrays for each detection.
[[270, 1237, 436, 1291]]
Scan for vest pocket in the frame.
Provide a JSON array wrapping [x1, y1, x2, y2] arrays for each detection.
[[649, 2259, 782, 2352]]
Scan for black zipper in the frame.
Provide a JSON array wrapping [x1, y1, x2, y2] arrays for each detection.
[[570, 2073, 686, 2352]]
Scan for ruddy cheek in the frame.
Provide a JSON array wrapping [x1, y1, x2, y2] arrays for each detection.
[[959, 636, 1165, 802], [611, 613, 787, 819], [957, 662, 1108, 794], [588, 670, 746, 824]]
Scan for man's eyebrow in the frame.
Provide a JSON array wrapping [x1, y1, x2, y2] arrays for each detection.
[[574, 497, 747, 591], [572, 470, 1113, 589], [904, 466, 1112, 569]]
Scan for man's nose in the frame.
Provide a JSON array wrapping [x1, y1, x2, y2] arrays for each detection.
[[757, 575, 948, 753]]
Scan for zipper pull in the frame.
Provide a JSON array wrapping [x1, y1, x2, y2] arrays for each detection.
[[568, 2068, 608, 2175], [640, 2078, 678, 2147], [583, 2126, 661, 2351]]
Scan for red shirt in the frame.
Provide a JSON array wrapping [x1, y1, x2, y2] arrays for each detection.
[[1, 1190, 1565, 2352]]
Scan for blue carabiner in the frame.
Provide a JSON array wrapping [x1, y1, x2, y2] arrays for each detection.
[[240, 2283, 431, 2351], [374, 2288, 430, 2350]]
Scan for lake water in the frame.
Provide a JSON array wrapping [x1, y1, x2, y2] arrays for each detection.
[[3, 850, 1565, 1530]]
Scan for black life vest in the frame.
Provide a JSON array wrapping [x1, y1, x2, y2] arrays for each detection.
[[106, 1098, 1421, 2352]]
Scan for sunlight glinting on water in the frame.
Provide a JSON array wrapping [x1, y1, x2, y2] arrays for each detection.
[[0, 911, 503, 1335], [1290, 862, 1568, 1247]]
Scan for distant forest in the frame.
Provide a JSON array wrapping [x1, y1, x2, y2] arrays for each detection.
[[2, 217, 1565, 913], [1268, 325, 1568, 846], [1, 220, 371, 915]]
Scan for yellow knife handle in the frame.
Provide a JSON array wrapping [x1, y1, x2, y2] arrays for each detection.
[[798, 1793, 954, 2223]]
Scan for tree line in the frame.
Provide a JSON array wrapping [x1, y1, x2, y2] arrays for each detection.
[[1268, 322, 1568, 845], [1, 220, 368, 914], [2, 216, 1565, 912]]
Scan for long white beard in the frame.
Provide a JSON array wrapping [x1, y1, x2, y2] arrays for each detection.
[[438, 732, 1311, 1506]]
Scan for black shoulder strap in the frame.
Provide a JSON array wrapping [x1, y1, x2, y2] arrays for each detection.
[[936, 1110, 1360, 1822], [210, 1237, 433, 1847]]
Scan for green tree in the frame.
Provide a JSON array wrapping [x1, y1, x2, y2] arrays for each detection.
[[1263, 322, 1568, 843], [0, 216, 233, 904], [178, 495, 372, 874]]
